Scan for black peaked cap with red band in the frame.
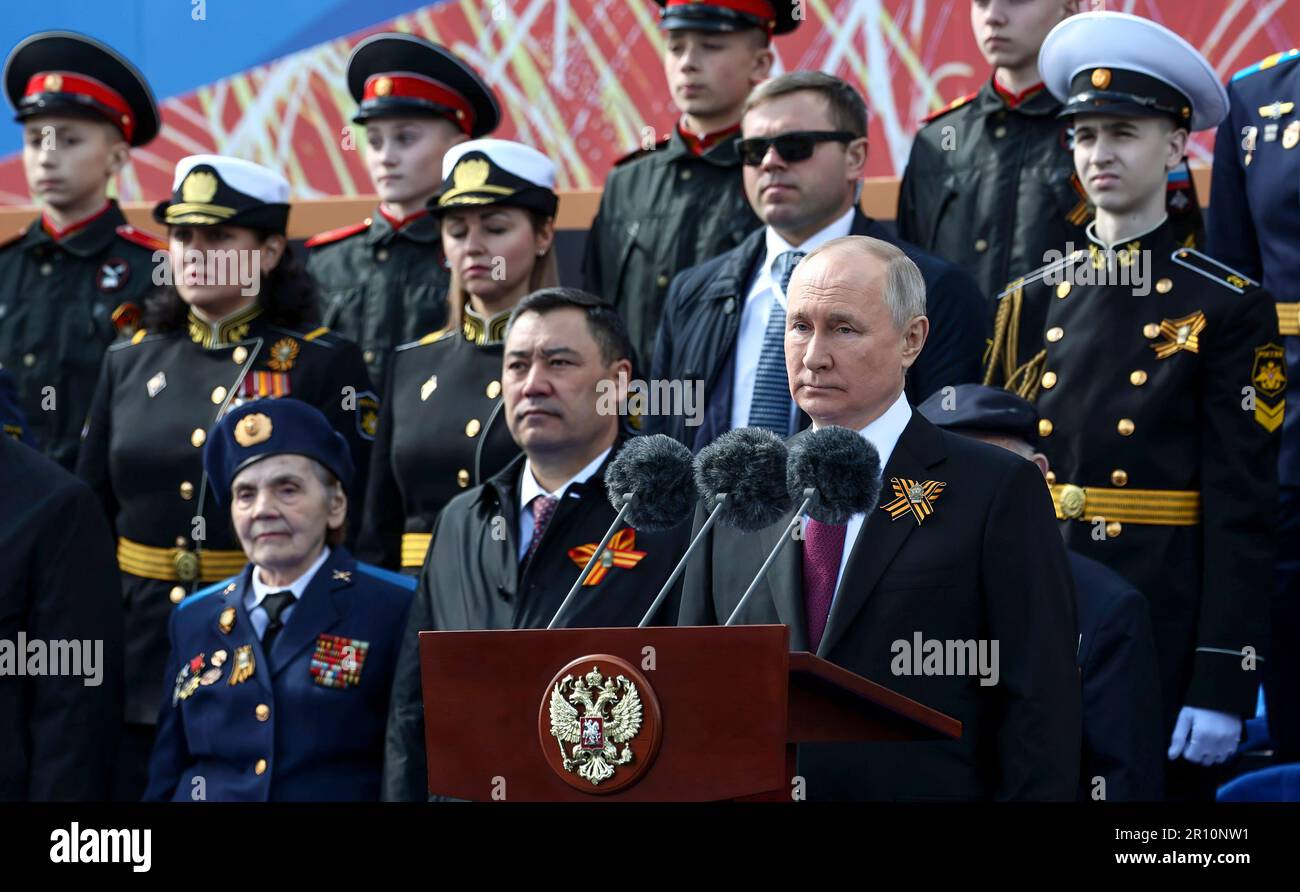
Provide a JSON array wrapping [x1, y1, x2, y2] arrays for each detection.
[[4, 30, 159, 146], [654, 0, 803, 35], [346, 32, 499, 137]]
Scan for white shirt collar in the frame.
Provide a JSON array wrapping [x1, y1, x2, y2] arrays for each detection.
[[812, 389, 912, 472], [762, 205, 856, 286], [249, 546, 331, 607], [519, 447, 613, 512]]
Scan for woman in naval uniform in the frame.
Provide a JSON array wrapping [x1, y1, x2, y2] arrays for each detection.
[[76, 154, 376, 800], [360, 139, 558, 572]]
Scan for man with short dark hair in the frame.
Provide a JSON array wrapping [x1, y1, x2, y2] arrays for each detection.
[[650, 71, 986, 452], [382, 288, 690, 801]]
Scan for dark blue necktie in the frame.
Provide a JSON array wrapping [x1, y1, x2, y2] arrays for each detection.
[[747, 249, 805, 434]]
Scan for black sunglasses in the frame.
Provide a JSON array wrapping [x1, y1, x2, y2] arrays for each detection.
[[736, 130, 858, 166]]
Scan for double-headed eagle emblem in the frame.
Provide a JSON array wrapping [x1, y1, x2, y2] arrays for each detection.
[[548, 666, 643, 786]]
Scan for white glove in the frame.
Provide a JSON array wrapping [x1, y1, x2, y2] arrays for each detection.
[[1167, 706, 1242, 766]]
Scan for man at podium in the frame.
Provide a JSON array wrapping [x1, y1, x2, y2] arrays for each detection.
[[678, 237, 1082, 800]]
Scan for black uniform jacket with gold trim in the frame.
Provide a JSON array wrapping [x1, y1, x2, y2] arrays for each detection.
[[984, 219, 1280, 720], [306, 209, 449, 392], [358, 306, 519, 571], [0, 201, 163, 470], [381, 440, 691, 801], [677, 414, 1081, 801], [75, 305, 377, 724]]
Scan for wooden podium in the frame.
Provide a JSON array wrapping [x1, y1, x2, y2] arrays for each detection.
[[418, 624, 961, 801]]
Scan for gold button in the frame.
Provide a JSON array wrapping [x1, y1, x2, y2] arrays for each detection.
[[994, 126, 1007, 138], [232, 346, 248, 364], [1156, 278, 1173, 294], [1117, 418, 1135, 436], [1044, 470, 1057, 485], [656, 274, 669, 288], [1041, 371, 1058, 389], [1038, 419, 1054, 437], [1055, 282, 1071, 299], [376, 249, 389, 262], [211, 386, 227, 404], [1130, 370, 1148, 386], [1143, 323, 1160, 339], [457, 469, 470, 488], [169, 586, 186, 604], [39, 263, 53, 276], [465, 419, 481, 437], [486, 380, 501, 399], [254, 758, 267, 776], [191, 428, 206, 448], [175, 536, 188, 548], [1059, 484, 1086, 519], [364, 350, 376, 365], [680, 169, 693, 181], [1106, 521, 1123, 538], [22, 353, 35, 367], [1111, 469, 1128, 487], [1046, 326, 1064, 343], [255, 704, 270, 722], [974, 239, 989, 253], [180, 481, 195, 500]]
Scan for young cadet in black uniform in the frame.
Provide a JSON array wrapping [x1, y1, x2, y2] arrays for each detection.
[[360, 139, 558, 572], [382, 289, 690, 801], [1207, 47, 1300, 761], [0, 31, 164, 470], [305, 33, 499, 391], [582, 0, 802, 366], [983, 12, 1279, 799], [898, 1, 1204, 303], [76, 155, 376, 800]]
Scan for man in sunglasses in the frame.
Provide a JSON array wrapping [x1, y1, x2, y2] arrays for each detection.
[[649, 71, 986, 451], [582, 1, 802, 367]]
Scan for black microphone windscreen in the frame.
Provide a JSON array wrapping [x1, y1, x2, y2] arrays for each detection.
[[695, 427, 792, 532], [787, 426, 882, 524], [603, 434, 697, 531]]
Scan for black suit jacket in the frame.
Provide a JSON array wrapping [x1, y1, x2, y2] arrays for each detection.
[[678, 411, 1081, 800], [648, 209, 987, 450]]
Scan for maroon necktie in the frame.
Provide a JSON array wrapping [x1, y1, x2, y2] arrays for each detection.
[[525, 494, 559, 564], [802, 518, 847, 651]]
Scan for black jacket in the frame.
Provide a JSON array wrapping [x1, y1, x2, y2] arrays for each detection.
[[1071, 551, 1164, 801], [648, 209, 986, 450], [0, 436, 123, 800], [677, 413, 1082, 800], [382, 442, 690, 801]]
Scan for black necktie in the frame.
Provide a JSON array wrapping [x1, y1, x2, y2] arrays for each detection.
[[261, 590, 296, 652]]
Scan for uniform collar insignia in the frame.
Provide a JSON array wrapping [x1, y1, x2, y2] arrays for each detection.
[[567, 528, 647, 586], [188, 303, 263, 349], [461, 304, 512, 347], [880, 477, 946, 525]]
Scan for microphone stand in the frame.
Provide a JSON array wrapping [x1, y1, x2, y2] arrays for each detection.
[[724, 487, 815, 626], [546, 492, 637, 630], [637, 493, 729, 627]]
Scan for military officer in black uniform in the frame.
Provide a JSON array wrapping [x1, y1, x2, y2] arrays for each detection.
[[145, 398, 413, 802], [1208, 47, 1300, 761], [382, 288, 690, 801], [898, 2, 1203, 304], [76, 154, 376, 800], [983, 12, 1279, 799], [582, 1, 802, 366], [306, 32, 499, 391], [0, 31, 164, 470], [360, 139, 559, 572]]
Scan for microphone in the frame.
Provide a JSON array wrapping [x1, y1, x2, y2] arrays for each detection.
[[724, 426, 882, 626], [546, 435, 697, 630], [638, 427, 793, 626]]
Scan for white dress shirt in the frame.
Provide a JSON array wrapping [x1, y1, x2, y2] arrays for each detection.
[[730, 206, 857, 432], [517, 447, 613, 561], [805, 390, 912, 602], [246, 546, 331, 640]]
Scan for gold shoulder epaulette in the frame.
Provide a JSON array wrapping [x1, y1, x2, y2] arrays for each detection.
[[994, 250, 1085, 301], [1170, 248, 1257, 294], [302, 326, 330, 342]]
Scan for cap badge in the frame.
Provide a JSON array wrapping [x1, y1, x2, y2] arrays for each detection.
[[42, 73, 63, 92], [1091, 68, 1111, 90], [234, 412, 273, 447], [452, 157, 490, 192], [374, 76, 393, 97], [181, 170, 219, 205]]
